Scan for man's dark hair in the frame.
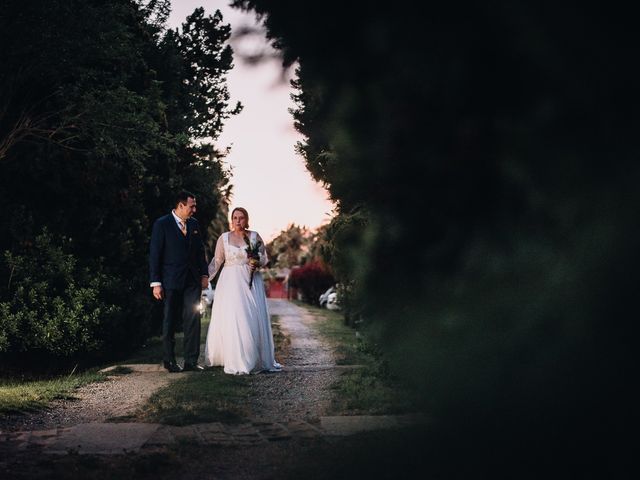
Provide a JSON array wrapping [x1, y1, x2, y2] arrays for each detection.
[[176, 190, 196, 206]]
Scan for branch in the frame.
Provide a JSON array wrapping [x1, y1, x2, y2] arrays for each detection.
[[0, 105, 85, 161]]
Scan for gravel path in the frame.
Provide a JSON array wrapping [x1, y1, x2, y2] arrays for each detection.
[[245, 299, 339, 421], [0, 367, 176, 432], [0, 299, 339, 431]]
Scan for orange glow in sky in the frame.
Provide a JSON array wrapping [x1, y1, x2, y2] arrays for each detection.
[[168, 1, 335, 241]]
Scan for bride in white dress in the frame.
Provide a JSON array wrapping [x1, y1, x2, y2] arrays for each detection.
[[204, 207, 282, 374]]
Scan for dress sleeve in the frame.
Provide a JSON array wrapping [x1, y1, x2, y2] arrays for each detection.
[[256, 233, 269, 267], [208, 234, 225, 280]]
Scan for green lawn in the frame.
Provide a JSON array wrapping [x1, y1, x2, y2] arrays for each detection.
[[137, 368, 250, 425], [0, 369, 105, 415], [296, 301, 419, 415]]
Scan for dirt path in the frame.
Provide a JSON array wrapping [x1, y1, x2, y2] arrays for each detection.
[[1, 300, 430, 479], [0, 366, 176, 433], [0, 299, 339, 432], [245, 299, 340, 421]]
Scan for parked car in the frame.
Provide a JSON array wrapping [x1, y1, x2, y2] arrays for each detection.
[[319, 286, 336, 308], [325, 290, 340, 310]]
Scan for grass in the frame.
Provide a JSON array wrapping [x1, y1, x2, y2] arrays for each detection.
[[0, 369, 106, 415], [133, 303, 255, 426], [0, 299, 413, 420], [298, 303, 371, 366], [0, 302, 252, 425], [296, 301, 419, 416], [137, 310, 289, 426], [137, 368, 250, 425], [1, 301, 613, 479], [117, 305, 248, 426], [0, 303, 252, 425], [271, 314, 291, 359], [0, 304, 214, 417]]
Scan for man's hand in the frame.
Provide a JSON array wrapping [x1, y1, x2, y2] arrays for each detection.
[[152, 285, 164, 300], [201, 276, 209, 290]]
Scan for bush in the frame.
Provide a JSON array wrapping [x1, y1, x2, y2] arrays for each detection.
[[0, 230, 124, 367], [288, 260, 335, 306]]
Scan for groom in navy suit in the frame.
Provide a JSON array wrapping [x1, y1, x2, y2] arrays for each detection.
[[149, 191, 209, 372]]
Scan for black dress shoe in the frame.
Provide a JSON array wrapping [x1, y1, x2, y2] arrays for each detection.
[[182, 363, 205, 372], [163, 361, 183, 373]]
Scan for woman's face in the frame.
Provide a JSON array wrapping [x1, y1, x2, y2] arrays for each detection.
[[231, 210, 247, 231]]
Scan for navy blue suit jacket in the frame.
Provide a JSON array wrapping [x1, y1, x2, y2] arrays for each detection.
[[149, 213, 208, 290]]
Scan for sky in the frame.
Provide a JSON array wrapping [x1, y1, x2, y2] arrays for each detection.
[[166, 1, 335, 241]]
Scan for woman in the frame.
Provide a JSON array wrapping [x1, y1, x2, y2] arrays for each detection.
[[204, 207, 282, 374]]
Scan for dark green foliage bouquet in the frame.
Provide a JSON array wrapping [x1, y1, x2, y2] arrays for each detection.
[[243, 233, 262, 288]]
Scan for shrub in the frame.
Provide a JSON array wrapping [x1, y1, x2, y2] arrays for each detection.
[[0, 230, 124, 367], [288, 260, 335, 306]]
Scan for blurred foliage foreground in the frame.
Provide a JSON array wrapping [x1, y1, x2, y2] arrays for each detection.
[[236, 1, 637, 476]]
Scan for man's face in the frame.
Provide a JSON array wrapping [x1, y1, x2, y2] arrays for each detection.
[[176, 197, 197, 219]]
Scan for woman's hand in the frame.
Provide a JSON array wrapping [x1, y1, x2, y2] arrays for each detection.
[[249, 258, 259, 272]]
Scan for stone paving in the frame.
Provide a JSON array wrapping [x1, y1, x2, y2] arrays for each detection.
[[0, 414, 427, 455]]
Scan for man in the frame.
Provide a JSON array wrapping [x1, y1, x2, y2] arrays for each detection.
[[149, 191, 209, 372]]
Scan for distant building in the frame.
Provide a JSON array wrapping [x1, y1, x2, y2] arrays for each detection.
[[266, 267, 290, 299]]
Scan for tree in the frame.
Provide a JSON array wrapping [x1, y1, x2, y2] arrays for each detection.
[[266, 224, 311, 269], [232, 0, 637, 474], [0, 0, 239, 369]]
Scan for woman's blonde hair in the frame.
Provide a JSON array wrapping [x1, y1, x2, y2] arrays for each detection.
[[231, 207, 250, 229]]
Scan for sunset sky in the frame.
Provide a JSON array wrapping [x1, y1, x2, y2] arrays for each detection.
[[167, 1, 335, 241]]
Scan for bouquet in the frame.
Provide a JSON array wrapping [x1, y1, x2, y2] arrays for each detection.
[[243, 233, 262, 288]]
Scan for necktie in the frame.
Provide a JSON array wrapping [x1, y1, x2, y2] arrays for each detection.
[[179, 220, 187, 236]]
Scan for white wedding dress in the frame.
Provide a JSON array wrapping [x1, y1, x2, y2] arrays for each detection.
[[204, 231, 281, 374]]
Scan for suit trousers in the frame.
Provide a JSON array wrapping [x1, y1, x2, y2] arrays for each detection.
[[162, 279, 201, 365]]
